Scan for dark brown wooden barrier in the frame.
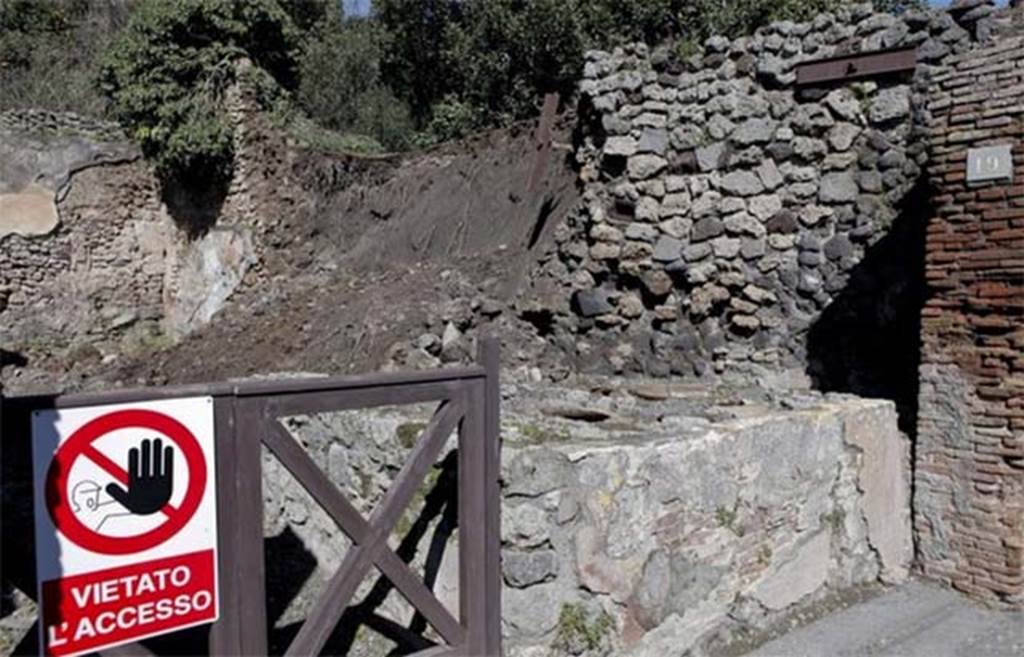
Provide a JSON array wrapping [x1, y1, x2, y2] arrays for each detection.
[[1, 340, 502, 657]]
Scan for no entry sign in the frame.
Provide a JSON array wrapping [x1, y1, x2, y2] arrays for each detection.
[[32, 397, 219, 656]]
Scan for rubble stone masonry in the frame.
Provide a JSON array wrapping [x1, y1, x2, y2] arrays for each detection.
[[916, 31, 1024, 607], [533, 0, 999, 401]]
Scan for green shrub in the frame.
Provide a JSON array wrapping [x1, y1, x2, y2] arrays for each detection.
[[439, 0, 584, 126], [297, 17, 382, 132], [5, 0, 931, 154], [0, 0, 128, 115], [352, 84, 415, 151], [423, 96, 479, 144], [99, 0, 300, 183], [297, 16, 414, 151], [554, 603, 612, 653], [281, 113, 386, 155], [375, 0, 462, 126], [679, 0, 845, 39]]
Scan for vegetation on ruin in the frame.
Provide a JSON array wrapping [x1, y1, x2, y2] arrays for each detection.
[[395, 421, 427, 449], [98, 0, 300, 184], [554, 603, 613, 653]]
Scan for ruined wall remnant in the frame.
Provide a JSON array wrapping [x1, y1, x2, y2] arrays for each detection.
[[0, 100, 273, 371], [523, 2, 1001, 398], [0, 125, 168, 352], [915, 32, 1024, 607]]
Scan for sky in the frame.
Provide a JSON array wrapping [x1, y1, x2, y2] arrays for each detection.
[[931, 0, 1011, 5], [343, 0, 371, 18]]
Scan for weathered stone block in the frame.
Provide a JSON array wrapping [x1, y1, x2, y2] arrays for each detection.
[[733, 118, 778, 145], [573, 289, 613, 317], [652, 236, 684, 262], [869, 87, 911, 123], [692, 216, 725, 242], [840, 404, 912, 584], [752, 531, 831, 610], [719, 170, 765, 196], [628, 154, 669, 180], [696, 142, 727, 172], [819, 171, 859, 203], [756, 159, 784, 191], [828, 123, 861, 151], [504, 550, 559, 588], [637, 128, 670, 155]]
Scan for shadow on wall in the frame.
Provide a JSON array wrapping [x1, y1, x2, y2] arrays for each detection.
[[2, 398, 42, 656], [160, 171, 230, 239], [268, 452, 459, 656], [806, 178, 930, 436]]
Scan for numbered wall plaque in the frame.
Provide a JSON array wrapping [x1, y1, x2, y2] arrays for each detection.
[[966, 144, 1013, 183]]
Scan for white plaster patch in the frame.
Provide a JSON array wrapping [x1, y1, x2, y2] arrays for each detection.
[[752, 531, 831, 610], [0, 183, 58, 237]]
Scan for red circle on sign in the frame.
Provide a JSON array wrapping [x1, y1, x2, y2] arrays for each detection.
[[46, 409, 207, 555]]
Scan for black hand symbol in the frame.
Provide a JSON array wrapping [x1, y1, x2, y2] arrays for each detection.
[[106, 438, 174, 515]]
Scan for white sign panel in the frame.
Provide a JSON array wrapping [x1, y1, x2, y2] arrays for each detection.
[[32, 397, 218, 656], [967, 144, 1013, 183]]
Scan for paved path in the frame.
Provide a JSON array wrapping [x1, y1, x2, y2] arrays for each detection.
[[746, 579, 1023, 657]]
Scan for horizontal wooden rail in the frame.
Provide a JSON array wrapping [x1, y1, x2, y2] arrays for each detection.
[[795, 46, 917, 85], [2, 365, 486, 412]]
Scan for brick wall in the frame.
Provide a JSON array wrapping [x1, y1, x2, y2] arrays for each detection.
[[916, 32, 1024, 607]]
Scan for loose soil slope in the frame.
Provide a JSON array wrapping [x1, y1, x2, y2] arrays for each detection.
[[20, 119, 580, 392]]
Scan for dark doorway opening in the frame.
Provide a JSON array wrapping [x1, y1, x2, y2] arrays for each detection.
[[806, 178, 929, 437]]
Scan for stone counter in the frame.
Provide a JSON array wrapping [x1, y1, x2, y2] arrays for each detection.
[[259, 380, 912, 656]]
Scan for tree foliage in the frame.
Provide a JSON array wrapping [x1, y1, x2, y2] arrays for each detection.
[[5, 0, 914, 165], [0, 0, 131, 114], [99, 0, 300, 182], [439, 0, 585, 125], [373, 0, 849, 142], [295, 16, 413, 150]]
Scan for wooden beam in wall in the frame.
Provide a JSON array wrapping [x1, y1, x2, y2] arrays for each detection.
[[795, 47, 917, 85]]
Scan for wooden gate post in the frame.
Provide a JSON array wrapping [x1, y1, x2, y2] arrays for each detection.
[[234, 397, 270, 655], [457, 338, 502, 656], [209, 395, 242, 655]]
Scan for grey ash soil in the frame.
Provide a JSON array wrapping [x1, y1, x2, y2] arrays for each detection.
[[100, 256, 549, 388]]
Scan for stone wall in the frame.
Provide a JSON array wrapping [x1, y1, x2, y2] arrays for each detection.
[[258, 380, 911, 657], [0, 109, 126, 143], [915, 32, 1024, 607], [1, 153, 173, 346], [526, 2, 1002, 402], [0, 379, 913, 655]]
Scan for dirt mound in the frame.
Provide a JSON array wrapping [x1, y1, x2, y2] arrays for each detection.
[[306, 121, 576, 271], [6, 118, 580, 393]]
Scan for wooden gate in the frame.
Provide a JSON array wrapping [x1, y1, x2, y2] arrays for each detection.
[[1, 340, 502, 657]]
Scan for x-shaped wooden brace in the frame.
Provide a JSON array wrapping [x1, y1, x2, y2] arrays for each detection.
[[262, 399, 465, 656]]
